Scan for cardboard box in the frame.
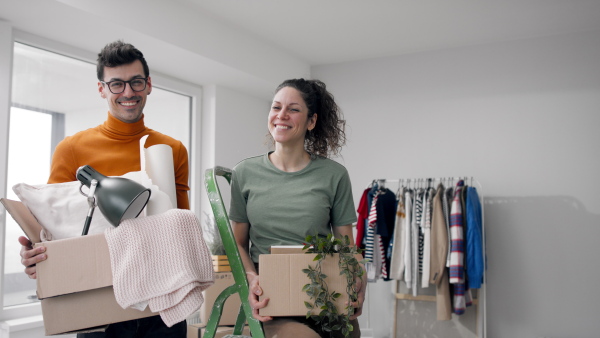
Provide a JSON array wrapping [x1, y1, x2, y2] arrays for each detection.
[[212, 255, 231, 272], [35, 233, 112, 299], [1, 198, 156, 335], [199, 272, 242, 325], [187, 323, 250, 338], [258, 253, 349, 317]]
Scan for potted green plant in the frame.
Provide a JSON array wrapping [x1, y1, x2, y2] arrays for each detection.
[[302, 233, 364, 337]]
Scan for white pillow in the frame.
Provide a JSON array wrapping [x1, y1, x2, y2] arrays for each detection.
[[13, 181, 112, 240], [12, 172, 173, 241]]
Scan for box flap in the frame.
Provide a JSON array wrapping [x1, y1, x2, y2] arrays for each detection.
[[36, 233, 113, 299], [258, 253, 348, 317], [270, 245, 305, 254], [1, 198, 43, 243]]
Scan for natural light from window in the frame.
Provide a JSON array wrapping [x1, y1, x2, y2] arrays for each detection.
[[4, 108, 52, 306]]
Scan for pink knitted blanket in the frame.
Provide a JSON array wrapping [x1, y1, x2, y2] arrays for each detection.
[[105, 209, 215, 327]]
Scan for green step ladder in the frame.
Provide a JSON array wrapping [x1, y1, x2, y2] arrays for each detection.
[[203, 166, 265, 338]]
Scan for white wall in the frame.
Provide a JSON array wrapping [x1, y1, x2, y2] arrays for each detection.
[[213, 86, 271, 169], [200, 85, 269, 225], [312, 30, 600, 337]]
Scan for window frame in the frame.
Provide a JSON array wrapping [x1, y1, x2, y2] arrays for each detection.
[[0, 28, 202, 321]]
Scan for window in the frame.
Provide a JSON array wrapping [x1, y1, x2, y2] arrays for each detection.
[[3, 107, 54, 307], [3, 42, 194, 308]]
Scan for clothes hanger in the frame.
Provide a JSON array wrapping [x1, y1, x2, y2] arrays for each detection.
[[396, 179, 404, 196]]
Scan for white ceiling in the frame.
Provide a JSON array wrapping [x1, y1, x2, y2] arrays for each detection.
[[175, 0, 600, 65], [2, 0, 600, 100]]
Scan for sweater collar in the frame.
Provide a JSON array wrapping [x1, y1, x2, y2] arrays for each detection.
[[102, 112, 147, 136]]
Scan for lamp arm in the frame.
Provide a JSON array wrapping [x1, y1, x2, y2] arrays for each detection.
[[81, 180, 98, 236]]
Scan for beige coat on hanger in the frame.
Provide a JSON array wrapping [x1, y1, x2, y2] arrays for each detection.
[[431, 184, 452, 321]]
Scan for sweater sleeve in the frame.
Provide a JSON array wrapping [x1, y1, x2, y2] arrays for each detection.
[[172, 141, 190, 210], [48, 137, 78, 184]]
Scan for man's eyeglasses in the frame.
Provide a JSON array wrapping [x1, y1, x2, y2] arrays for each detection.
[[101, 78, 148, 94]]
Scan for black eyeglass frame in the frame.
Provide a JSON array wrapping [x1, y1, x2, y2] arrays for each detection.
[[100, 77, 149, 94]]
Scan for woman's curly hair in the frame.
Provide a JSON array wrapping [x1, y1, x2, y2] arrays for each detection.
[[274, 78, 347, 158]]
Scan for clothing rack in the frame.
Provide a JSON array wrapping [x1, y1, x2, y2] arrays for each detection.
[[364, 177, 486, 338], [370, 177, 478, 188]]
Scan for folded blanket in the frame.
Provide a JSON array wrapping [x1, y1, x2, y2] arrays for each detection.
[[105, 209, 215, 327]]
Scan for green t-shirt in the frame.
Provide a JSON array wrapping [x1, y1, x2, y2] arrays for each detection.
[[229, 152, 357, 263]]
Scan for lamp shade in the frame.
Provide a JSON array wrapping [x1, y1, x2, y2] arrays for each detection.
[[76, 165, 151, 227]]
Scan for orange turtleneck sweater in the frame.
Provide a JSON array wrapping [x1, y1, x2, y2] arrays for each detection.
[[48, 113, 190, 209]]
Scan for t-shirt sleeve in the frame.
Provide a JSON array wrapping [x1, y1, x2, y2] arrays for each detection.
[[331, 169, 357, 226], [229, 166, 249, 223]]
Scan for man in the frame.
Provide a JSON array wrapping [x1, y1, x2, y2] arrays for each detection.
[[18, 40, 190, 337]]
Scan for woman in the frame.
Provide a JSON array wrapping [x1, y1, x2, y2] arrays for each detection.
[[229, 78, 365, 337]]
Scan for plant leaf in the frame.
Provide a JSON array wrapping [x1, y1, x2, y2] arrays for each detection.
[[301, 232, 363, 338]]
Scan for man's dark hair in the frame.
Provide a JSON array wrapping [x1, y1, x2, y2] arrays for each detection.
[[96, 40, 149, 81]]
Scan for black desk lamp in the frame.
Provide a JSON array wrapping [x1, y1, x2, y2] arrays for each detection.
[[76, 165, 151, 235]]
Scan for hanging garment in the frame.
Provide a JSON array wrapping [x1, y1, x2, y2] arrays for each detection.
[[375, 233, 388, 280], [389, 189, 406, 280], [375, 188, 397, 281], [403, 189, 413, 289], [355, 188, 370, 251], [364, 192, 380, 263], [415, 189, 425, 275], [364, 191, 382, 281], [460, 185, 473, 309], [410, 189, 423, 295], [449, 183, 464, 284], [443, 187, 453, 267], [421, 188, 434, 288], [449, 180, 467, 314], [430, 183, 451, 320], [466, 186, 485, 289]]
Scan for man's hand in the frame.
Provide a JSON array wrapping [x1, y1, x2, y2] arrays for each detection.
[[18, 236, 46, 279]]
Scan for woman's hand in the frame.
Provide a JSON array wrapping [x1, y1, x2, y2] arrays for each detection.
[[348, 267, 367, 320], [246, 271, 273, 322], [18, 236, 46, 279], [333, 225, 366, 320]]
